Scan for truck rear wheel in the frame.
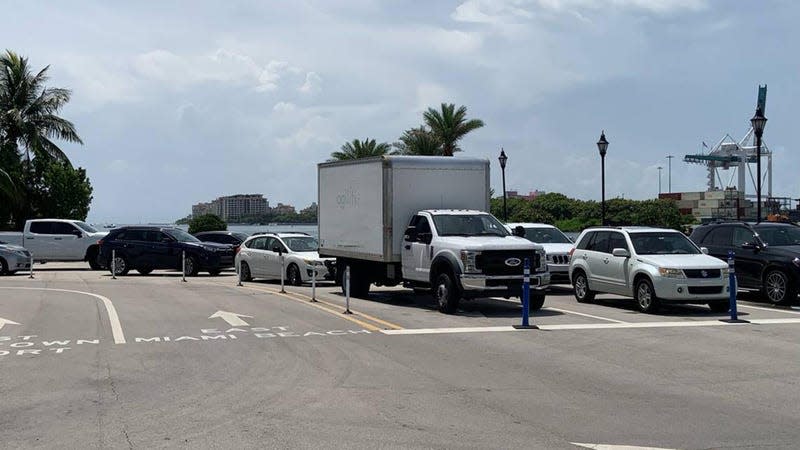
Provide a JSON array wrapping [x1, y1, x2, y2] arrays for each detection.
[[434, 272, 460, 314], [348, 267, 371, 298]]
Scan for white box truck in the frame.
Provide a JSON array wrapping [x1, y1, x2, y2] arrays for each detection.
[[318, 156, 549, 313]]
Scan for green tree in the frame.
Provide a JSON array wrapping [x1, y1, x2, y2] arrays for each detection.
[[0, 50, 85, 228], [188, 214, 228, 234], [30, 159, 93, 220], [330, 138, 392, 161], [393, 127, 443, 156], [423, 103, 484, 156]]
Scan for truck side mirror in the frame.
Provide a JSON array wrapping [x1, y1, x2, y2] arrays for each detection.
[[513, 226, 526, 237], [72, 229, 83, 238], [418, 232, 432, 245], [403, 227, 417, 242]]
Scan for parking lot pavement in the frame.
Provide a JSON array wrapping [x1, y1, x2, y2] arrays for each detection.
[[2, 263, 800, 449]]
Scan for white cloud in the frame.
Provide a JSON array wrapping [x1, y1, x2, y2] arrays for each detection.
[[272, 101, 297, 113], [298, 72, 322, 94]]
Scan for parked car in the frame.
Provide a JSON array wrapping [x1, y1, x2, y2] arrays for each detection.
[[690, 221, 800, 305], [98, 226, 235, 276], [236, 232, 335, 285], [0, 219, 108, 269], [194, 231, 249, 252], [0, 240, 31, 275], [506, 222, 573, 284], [569, 227, 730, 313]]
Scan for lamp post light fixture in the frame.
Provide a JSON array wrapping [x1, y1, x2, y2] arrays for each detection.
[[499, 149, 508, 222], [751, 106, 767, 222], [597, 131, 609, 226], [657, 166, 663, 195]]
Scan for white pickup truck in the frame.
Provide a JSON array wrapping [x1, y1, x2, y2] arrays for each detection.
[[318, 156, 549, 313], [0, 219, 108, 269]]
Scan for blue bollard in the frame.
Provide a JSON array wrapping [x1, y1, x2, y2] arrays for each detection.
[[513, 257, 538, 329], [721, 250, 749, 324]]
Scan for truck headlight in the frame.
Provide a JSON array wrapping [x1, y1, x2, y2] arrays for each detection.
[[793, 257, 800, 268], [658, 267, 685, 279], [460, 250, 481, 274]]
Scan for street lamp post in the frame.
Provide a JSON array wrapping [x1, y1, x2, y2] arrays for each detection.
[[597, 131, 609, 226], [666, 155, 674, 193], [499, 149, 508, 222], [751, 106, 767, 222], [657, 166, 663, 195]]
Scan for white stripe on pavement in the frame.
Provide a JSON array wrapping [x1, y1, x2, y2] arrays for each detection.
[[738, 303, 800, 315], [0, 287, 126, 344], [381, 318, 800, 335], [543, 306, 628, 323], [572, 443, 679, 450]]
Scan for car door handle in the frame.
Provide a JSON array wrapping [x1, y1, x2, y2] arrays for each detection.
[[54, 238, 63, 240], [404, 245, 411, 250], [603, 258, 609, 264]]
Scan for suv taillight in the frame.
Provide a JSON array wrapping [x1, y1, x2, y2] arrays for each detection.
[[568, 247, 575, 257], [97, 239, 104, 246]]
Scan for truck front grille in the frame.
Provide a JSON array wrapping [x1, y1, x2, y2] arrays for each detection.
[[476, 250, 542, 276]]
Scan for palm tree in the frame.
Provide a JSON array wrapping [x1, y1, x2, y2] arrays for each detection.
[[0, 50, 83, 169], [393, 127, 443, 156], [0, 168, 14, 199], [330, 138, 392, 161], [423, 103, 484, 156]]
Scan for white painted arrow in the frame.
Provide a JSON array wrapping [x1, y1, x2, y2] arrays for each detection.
[[209, 311, 253, 327], [572, 443, 679, 450], [0, 317, 20, 331]]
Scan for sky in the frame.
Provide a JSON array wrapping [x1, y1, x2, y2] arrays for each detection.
[[3, 0, 798, 223]]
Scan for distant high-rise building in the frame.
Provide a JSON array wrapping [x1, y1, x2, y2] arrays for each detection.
[[192, 194, 269, 222], [272, 203, 296, 216]]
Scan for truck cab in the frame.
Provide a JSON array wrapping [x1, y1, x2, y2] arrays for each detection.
[[0, 219, 108, 268], [400, 210, 548, 312]]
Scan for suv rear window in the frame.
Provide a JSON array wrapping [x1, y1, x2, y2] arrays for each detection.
[[575, 232, 595, 250]]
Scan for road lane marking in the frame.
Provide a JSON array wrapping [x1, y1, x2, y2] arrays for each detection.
[[0, 287, 126, 344], [0, 317, 20, 331], [738, 303, 800, 315], [543, 306, 628, 324], [209, 310, 252, 326], [572, 443, 678, 450], [381, 318, 800, 335]]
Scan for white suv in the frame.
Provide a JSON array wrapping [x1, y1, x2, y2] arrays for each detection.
[[236, 232, 335, 285], [506, 223, 573, 284], [568, 227, 730, 313]]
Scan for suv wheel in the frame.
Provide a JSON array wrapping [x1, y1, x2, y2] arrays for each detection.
[[287, 264, 302, 286], [635, 277, 660, 313], [183, 255, 199, 277], [573, 271, 595, 303], [0, 257, 8, 275], [110, 254, 130, 276], [434, 272, 460, 314], [763, 269, 796, 305], [137, 268, 153, 275]]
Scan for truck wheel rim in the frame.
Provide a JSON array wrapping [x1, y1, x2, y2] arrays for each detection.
[[437, 283, 448, 303], [766, 271, 787, 303], [575, 276, 587, 298], [637, 283, 651, 308]]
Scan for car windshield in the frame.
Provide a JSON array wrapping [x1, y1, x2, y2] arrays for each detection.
[[166, 229, 201, 243], [754, 225, 800, 246], [232, 232, 249, 241], [283, 236, 319, 252], [432, 214, 510, 237], [630, 232, 701, 255], [523, 227, 571, 244], [75, 222, 98, 233]]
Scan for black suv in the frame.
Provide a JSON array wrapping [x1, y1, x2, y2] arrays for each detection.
[[98, 226, 235, 276], [193, 231, 249, 252], [690, 221, 800, 305]]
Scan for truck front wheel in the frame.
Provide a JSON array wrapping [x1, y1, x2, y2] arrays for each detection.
[[434, 272, 461, 314], [529, 293, 546, 311]]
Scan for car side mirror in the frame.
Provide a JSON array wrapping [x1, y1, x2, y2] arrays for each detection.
[[272, 246, 282, 255], [741, 242, 757, 250], [512, 226, 526, 237], [700, 247, 709, 255], [611, 248, 630, 258]]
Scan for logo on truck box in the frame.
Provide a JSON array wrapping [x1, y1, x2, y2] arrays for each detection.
[[336, 186, 360, 209]]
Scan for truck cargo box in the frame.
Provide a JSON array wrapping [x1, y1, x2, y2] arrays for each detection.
[[318, 156, 490, 263]]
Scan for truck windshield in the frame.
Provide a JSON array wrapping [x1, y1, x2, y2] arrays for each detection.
[[165, 229, 201, 243], [754, 225, 800, 246], [523, 227, 572, 244], [75, 222, 98, 233], [630, 232, 700, 255], [283, 236, 319, 252], [432, 214, 510, 237]]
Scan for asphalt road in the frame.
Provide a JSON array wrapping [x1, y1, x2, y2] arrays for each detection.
[[1, 263, 799, 449]]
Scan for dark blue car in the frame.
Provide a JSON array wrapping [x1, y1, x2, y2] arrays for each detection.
[[98, 226, 234, 276]]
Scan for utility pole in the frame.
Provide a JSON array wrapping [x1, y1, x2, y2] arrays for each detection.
[[666, 155, 674, 193]]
